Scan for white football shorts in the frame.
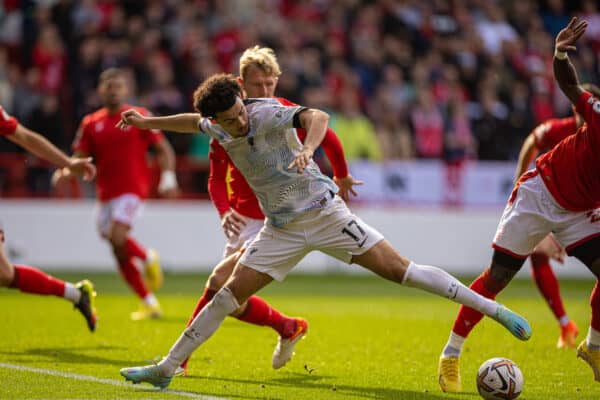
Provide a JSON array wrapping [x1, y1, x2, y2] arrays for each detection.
[[493, 171, 600, 258], [223, 216, 265, 258], [240, 195, 384, 281], [96, 193, 143, 238]]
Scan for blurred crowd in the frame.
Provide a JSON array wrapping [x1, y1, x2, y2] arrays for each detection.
[[0, 0, 599, 170]]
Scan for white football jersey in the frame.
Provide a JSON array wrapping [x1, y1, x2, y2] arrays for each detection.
[[199, 98, 338, 227]]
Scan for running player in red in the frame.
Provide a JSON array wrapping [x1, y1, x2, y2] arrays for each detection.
[[53, 68, 178, 321], [0, 105, 97, 332], [177, 46, 362, 375], [439, 17, 600, 391], [514, 83, 600, 349]]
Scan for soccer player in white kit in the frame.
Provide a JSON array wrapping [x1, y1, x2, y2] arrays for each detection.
[[117, 73, 531, 389]]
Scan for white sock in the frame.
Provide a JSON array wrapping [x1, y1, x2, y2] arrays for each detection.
[[63, 283, 81, 303], [558, 315, 570, 327], [442, 332, 465, 357], [587, 327, 600, 350], [402, 262, 497, 317], [143, 293, 158, 307], [158, 287, 240, 375]]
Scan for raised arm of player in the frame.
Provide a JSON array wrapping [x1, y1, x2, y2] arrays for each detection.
[[515, 133, 539, 181], [8, 124, 95, 181], [288, 108, 329, 173], [118, 109, 201, 133], [553, 17, 588, 105]]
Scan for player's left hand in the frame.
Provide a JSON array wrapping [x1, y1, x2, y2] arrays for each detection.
[[556, 17, 588, 53], [334, 174, 363, 201], [117, 109, 146, 129], [66, 157, 96, 181], [288, 147, 313, 174]]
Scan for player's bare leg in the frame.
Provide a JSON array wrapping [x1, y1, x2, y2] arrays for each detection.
[[0, 229, 97, 331], [178, 252, 305, 374], [437, 255, 523, 393], [108, 222, 160, 320], [121, 262, 273, 389], [530, 235, 578, 348]]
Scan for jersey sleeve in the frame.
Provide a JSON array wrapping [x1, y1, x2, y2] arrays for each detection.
[[208, 139, 231, 216], [319, 127, 349, 178], [72, 117, 92, 154], [575, 91, 600, 132], [0, 106, 18, 137], [532, 117, 577, 151]]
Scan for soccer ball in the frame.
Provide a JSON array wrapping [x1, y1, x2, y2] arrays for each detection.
[[476, 357, 523, 400]]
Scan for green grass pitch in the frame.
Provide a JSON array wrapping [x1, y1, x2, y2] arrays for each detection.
[[1, 272, 599, 399]]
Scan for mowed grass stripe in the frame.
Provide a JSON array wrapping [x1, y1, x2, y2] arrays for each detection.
[[0, 362, 226, 400]]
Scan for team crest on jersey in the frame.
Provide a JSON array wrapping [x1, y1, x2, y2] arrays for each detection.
[[588, 96, 600, 114]]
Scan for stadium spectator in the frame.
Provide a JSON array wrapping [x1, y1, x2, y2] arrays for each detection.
[[0, 1, 599, 195], [52, 68, 178, 321], [330, 87, 383, 161], [0, 103, 97, 332]]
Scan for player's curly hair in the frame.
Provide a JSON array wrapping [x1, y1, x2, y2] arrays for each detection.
[[193, 73, 242, 118]]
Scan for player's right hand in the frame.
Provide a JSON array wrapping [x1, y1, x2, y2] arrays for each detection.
[[555, 17, 587, 53], [117, 109, 146, 129], [221, 209, 247, 238], [67, 157, 96, 181], [334, 174, 363, 201]]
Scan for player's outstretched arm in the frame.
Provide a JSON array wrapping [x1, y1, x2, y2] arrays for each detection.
[[288, 109, 329, 173], [118, 109, 201, 133], [553, 17, 588, 105], [514, 133, 539, 181], [8, 124, 95, 181]]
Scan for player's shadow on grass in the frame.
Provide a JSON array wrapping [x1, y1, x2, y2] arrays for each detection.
[[185, 372, 478, 399], [0, 345, 149, 367]]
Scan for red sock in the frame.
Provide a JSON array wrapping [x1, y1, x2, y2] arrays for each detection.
[[10, 265, 65, 297], [180, 288, 218, 370], [118, 258, 149, 299], [591, 281, 600, 331], [236, 295, 296, 338], [125, 237, 147, 261], [452, 269, 503, 338], [531, 253, 567, 321]]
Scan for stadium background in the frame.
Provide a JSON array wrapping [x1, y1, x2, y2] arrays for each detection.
[[0, 0, 598, 276]]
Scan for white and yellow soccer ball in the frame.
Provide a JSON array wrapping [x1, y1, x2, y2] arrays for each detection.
[[476, 357, 523, 400]]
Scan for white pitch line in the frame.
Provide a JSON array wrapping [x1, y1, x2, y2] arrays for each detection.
[[0, 362, 227, 400]]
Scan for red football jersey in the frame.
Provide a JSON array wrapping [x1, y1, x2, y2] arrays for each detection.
[[536, 91, 600, 211], [532, 116, 577, 152], [0, 106, 18, 137], [73, 105, 164, 201], [207, 97, 349, 219]]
